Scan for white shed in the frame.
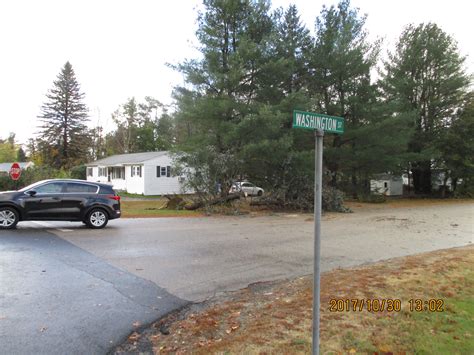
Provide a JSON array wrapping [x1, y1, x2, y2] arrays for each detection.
[[370, 174, 403, 196], [85, 151, 190, 195]]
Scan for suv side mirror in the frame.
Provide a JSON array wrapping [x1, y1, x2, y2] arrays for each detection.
[[26, 190, 37, 197]]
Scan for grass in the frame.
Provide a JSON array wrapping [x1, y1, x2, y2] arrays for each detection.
[[119, 196, 472, 218], [118, 192, 166, 199], [114, 245, 474, 354], [120, 200, 201, 218], [389, 270, 474, 354]]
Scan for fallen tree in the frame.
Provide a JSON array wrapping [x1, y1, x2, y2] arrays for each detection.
[[184, 194, 241, 210], [161, 195, 186, 210]]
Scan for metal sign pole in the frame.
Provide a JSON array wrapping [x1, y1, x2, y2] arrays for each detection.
[[313, 129, 324, 355], [292, 109, 343, 353]]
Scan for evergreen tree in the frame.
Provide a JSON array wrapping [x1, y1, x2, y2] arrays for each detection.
[[16, 147, 27, 162], [308, 0, 394, 195], [236, 4, 315, 201], [273, 5, 312, 99], [37, 62, 90, 169], [437, 93, 474, 195], [173, 0, 275, 195], [381, 23, 470, 194]]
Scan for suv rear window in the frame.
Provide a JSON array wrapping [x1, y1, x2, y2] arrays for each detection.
[[98, 185, 115, 195], [66, 182, 98, 193]]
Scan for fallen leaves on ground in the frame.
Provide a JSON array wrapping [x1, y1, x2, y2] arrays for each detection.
[[114, 245, 474, 354]]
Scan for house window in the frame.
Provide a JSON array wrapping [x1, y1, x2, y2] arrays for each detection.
[[87, 167, 93, 177], [111, 167, 125, 180], [156, 165, 171, 177], [384, 182, 388, 188], [98, 167, 107, 177], [131, 165, 142, 177]]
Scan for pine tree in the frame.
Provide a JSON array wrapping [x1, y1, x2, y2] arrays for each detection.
[[274, 5, 312, 98], [309, 0, 389, 195], [38, 62, 90, 169], [436, 93, 474, 195], [236, 4, 315, 201], [173, 0, 275, 195], [16, 147, 27, 162], [381, 23, 470, 194]]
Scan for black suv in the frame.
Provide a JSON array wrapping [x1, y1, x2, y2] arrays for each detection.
[[0, 179, 121, 229]]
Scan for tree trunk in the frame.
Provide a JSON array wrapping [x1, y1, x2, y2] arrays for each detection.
[[184, 194, 240, 210], [412, 161, 432, 194]]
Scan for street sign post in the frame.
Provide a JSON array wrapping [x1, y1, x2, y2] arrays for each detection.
[[293, 110, 344, 134], [292, 110, 344, 355], [9, 162, 21, 181]]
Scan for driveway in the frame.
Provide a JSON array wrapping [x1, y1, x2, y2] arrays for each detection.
[[1, 201, 472, 354]]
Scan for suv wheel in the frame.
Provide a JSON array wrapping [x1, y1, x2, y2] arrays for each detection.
[[86, 209, 109, 229], [0, 207, 19, 229]]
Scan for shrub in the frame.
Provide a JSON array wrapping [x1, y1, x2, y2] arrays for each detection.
[[70, 165, 86, 180], [0, 166, 72, 191], [322, 186, 352, 212], [453, 177, 474, 198], [260, 185, 351, 213]]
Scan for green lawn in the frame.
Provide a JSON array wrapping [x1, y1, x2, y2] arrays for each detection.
[[398, 273, 474, 354], [120, 200, 201, 217], [118, 192, 167, 199]]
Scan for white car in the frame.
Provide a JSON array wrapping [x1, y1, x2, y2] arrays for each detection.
[[229, 181, 264, 196]]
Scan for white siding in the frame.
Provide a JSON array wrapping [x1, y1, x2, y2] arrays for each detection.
[[124, 165, 145, 194], [110, 177, 126, 191], [86, 166, 127, 191], [370, 180, 388, 195], [370, 179, 403, 196], [87, 167, 98, 180], [87, 166, 109, 184], [143, 155, 183, 195], [389, 180, 403, 195], [86, 152, 192, 195]]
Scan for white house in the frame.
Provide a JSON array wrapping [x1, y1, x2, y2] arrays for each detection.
[[370, 174, 403, 196], [85, 151, 189, 195]]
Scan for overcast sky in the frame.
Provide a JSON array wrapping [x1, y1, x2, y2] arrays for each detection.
[[1, 0, 472, 144]]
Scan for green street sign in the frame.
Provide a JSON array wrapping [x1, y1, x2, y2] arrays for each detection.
[[293, 110, 344, 134]]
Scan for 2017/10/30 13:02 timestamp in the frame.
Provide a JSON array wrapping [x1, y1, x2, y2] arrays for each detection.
[[329, 299, 445, 313]]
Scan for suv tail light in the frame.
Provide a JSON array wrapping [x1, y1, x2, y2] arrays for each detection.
[[107, 195, 121, 201]]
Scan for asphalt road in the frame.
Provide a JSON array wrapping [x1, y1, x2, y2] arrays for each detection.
[[1, 201, 472, 354], [35, 202, 474, 301], [0, 228, 186, 355]]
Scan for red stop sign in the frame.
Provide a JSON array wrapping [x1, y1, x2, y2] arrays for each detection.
[[9, 162, 21, 181]]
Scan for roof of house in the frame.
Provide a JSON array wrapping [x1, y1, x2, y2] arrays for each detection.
[[86, 151, 169, 166], [0, 162, 34, 172]]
